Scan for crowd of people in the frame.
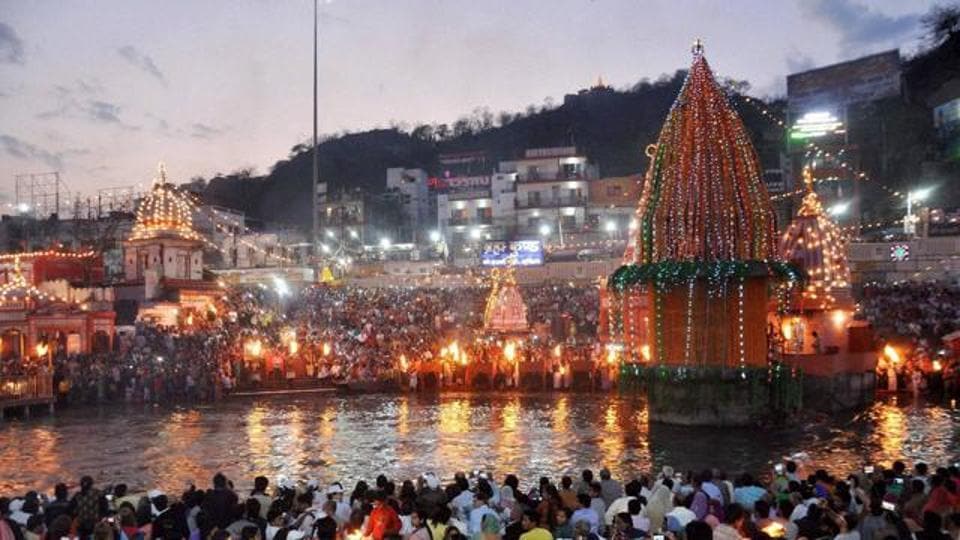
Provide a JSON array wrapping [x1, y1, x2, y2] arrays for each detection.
[[2, 459, 959, 540], [860, 284, 960, 348], [1, 282, 601, 405], [860, 283, 960, 397]]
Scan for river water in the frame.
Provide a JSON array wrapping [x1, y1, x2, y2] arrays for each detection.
[[1, 392, 958, 495]]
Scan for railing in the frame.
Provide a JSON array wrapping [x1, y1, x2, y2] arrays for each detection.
[[448, 215, 493, 226], [517, 172, 586, 183], [515, 197, 587, 209], [0, 374, 54, 403]]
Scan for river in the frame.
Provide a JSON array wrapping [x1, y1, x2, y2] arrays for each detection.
[[1, 392, 958, 495]]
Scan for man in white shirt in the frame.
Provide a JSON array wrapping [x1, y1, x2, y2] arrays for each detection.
[[605, 480, 641, 526], [570, 494, 600, 534]]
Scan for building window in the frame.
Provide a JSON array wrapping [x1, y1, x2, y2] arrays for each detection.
[[528, 192, 541, 206], [606, 185, 622, 197]]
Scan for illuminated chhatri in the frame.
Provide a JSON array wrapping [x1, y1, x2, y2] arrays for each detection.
[[779, 167, 850, 310], [629, 43, 776, 264], [483, 265, 529, 334], [130, 163, 199, 241]]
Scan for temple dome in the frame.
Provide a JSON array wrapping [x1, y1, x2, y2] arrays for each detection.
[[129, 163, 199, 242], [628, 45, 776, 265], [778, 168, 850, 309]]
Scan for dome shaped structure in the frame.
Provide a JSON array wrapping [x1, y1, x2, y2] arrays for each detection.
[[778, 167, 850, 310], [130, 163, 199, 241], [483, 266, 529, 334], [629, 43, 776, 265]]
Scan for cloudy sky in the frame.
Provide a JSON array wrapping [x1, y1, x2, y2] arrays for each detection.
[[0, 0, 937, 203]]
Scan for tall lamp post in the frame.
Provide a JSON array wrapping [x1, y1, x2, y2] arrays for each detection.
[[904, 187, 933, 237]]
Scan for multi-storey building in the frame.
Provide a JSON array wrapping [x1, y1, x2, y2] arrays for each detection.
[[499, 147, 597, 241]]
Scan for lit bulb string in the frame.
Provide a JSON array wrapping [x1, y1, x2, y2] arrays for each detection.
[[191, 203, 295, 265], [0, 250, 97, 262], [202, 207, 296, 264], [734, 95, 907, 203], [0, 256, 75, 306]]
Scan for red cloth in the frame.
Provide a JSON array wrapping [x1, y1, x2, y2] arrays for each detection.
[[364, 504, 401, 540], [922, 486, 959, 515]]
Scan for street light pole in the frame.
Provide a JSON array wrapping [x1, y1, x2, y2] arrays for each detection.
[[311, 0, 320, 253]]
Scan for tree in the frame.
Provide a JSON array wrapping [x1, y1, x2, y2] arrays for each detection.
[[922, 4, 960, 45], [411, 124, 434, 141]]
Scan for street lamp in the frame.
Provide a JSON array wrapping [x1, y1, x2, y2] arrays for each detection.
[[320, 243, 331, 254], [380, 237, 391, 249], [604, 221, 617, 232], [539, 224, 551, 237], [325, 230, 336, 239], [429, 230, 441, 243], [905, 187, 934, 236], [349, 229, 358, 239], [828, 201, 850, 217], [470, 227, 482, 240]]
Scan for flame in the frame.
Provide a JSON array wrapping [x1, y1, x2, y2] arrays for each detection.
[[553, 344, 562, 358], [640, 344, 651, 362], [399, 354, 409, 371], [35, 343, 49, 357], [322, 342, 331, 356], [504, 341, 517, 362], [185, 313, 194, 326], [883, 344, 901, 365], [933, 360, 942, 372], [245, 339, 263, 358], [288, 340, 299, 355]]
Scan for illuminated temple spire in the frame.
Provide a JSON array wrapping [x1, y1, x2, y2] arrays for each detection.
[[628, 42, 776, 264], [129, 162, 199, 241], [778, 167, 850, 309]]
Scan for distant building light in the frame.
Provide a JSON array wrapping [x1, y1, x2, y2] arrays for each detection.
[[790, 111, 843, 140]]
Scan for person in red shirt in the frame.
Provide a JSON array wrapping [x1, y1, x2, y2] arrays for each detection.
[[364, 491, 401, 540]]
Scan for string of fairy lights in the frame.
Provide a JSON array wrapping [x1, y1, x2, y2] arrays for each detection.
[[0, 256, 74, 306], [734, 95, 909, 207], [606, 43, 797, 372], [130, 164, 295, 265]]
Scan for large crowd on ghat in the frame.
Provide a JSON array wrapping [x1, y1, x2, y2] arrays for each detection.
[[1, 460, 959, 540], [0, 283, 600, 404], [5, 279, 960, 405]]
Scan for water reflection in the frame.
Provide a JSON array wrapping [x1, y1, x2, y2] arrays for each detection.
[[0, 394, 957, 495]]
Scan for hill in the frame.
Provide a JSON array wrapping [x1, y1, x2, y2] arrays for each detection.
[[196, 70, 786, 232]]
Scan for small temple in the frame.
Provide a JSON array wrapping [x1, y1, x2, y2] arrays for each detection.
[[0, 254, 114, 360], [483, 266, 529, 334], [119, 163, 219, 325], [776, 168, 877, 408]]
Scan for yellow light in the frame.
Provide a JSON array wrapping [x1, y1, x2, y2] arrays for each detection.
[[884, 344, 901, 365], [185, 313, 194, 326], [761, 522, 785, 538], [289, 340, 299, 355], [322, 342, 331, 356], [399, 354, 409, 371], [606, 347, 618, 365], [504, 341, 517, 362], [459, 353, 469, 366], [831, 309, 847, 328], [640, 344, 651, 362], [245, 339, 263, 358], [933, 360, 942, 372], [553, 344, 562, 358], [35, 343, 49, 357]]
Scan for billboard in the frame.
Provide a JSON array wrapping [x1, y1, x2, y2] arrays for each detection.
[[786, 50, 901, 114], [481, 240, 544, 267]]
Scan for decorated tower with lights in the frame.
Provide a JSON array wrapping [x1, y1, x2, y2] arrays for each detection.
[[607, 42, 802, 425], [483, 264, 529, 334], [776, 167, 877, 409], [123, 164, 204, 294]]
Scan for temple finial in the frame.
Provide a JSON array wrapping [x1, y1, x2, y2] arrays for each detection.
[[691, 38, 704, 57], [802, 166, 814, 192], [156, 162, 168, 185]]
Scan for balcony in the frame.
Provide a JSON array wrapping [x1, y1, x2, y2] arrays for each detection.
[[515, 196, 587, 209], [516, 171, 586, 183], [447, 215, 493, 226]]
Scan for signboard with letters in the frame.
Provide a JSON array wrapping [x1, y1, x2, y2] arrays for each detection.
[[480, 240, 544, 267]]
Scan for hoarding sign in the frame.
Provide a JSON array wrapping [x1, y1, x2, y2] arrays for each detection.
[[481, 240, 544, 266]]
